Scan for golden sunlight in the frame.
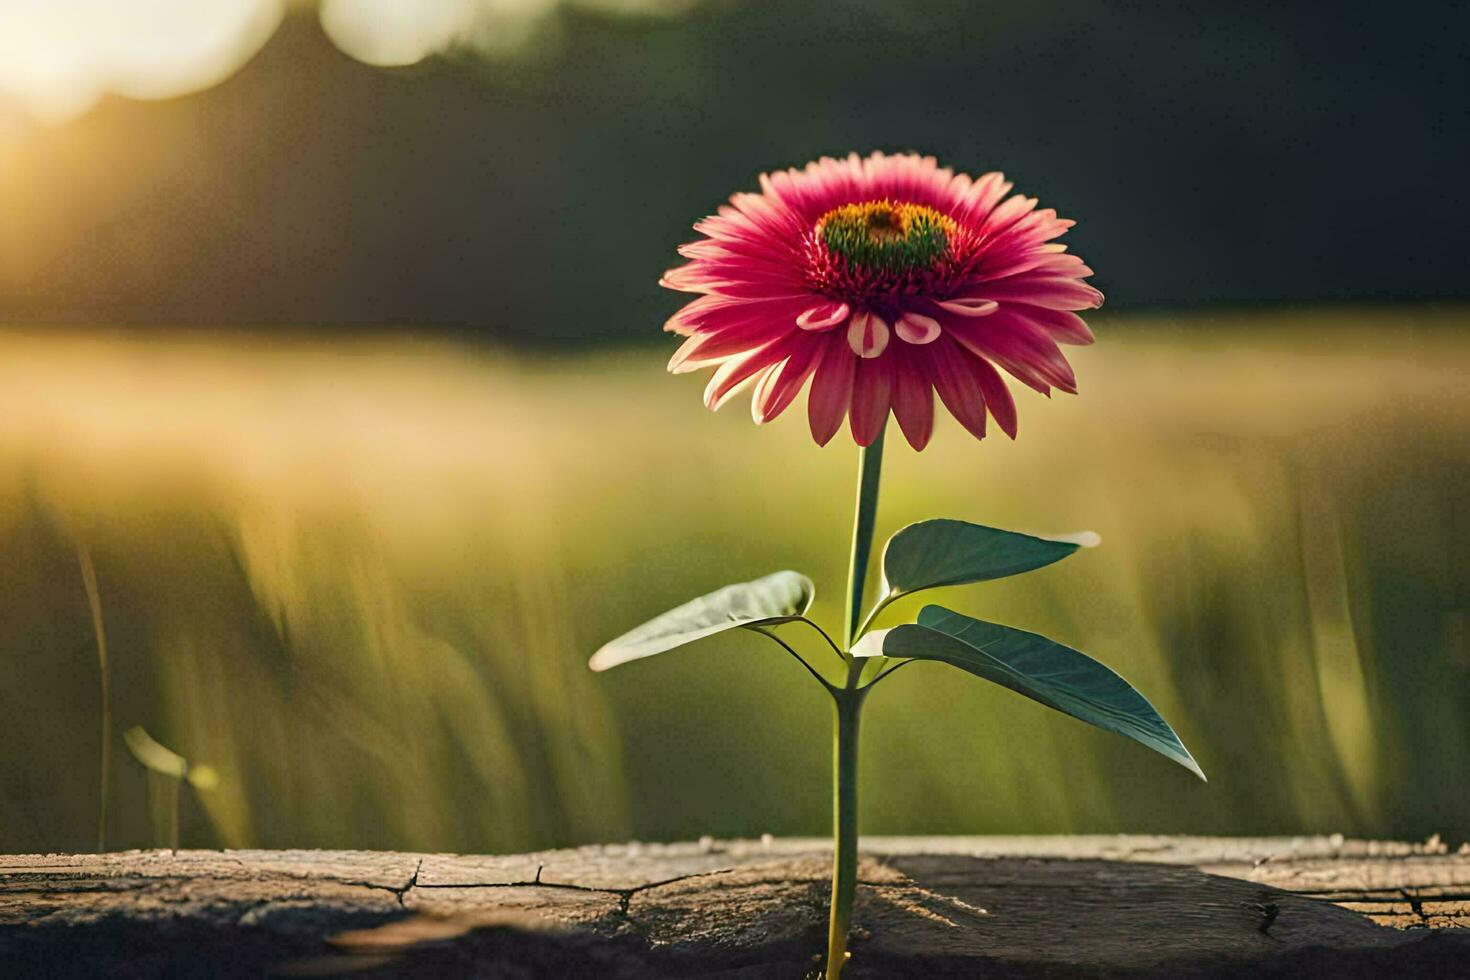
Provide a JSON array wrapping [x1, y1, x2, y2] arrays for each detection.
[[0, 0, 284, 123], [0, 0, 710, 126]]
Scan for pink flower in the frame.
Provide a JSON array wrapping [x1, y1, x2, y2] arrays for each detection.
[[661, 152, 1103, 450]]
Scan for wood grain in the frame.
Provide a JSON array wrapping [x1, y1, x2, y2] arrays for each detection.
[[3, 836, 1467, 977]]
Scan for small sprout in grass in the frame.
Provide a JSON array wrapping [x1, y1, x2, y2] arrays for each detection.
[[123, 726, 218, 850], [76, 543, 111, 853], [595, 152, 1204, 979]]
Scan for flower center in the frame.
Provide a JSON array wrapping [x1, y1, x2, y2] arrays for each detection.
[[816, 200, 956, 274]]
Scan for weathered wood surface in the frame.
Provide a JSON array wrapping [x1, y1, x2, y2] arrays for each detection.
[[3, 836, 1468, 977]]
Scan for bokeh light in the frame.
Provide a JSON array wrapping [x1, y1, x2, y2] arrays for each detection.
[[0, 0, 710, 123], [0, 0, 284, 123], [319, 0, 557, 66]]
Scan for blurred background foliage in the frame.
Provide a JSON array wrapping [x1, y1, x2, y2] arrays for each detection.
[[0, 1, 1466, 853], [1, 312, 1465, 853]]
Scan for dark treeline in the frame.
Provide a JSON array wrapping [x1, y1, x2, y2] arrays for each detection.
[[0, 0, 1465, 343]]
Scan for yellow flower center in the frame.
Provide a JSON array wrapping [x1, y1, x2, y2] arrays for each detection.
[[816, 200, 956, 274]]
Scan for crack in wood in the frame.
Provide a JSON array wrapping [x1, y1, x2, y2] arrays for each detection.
[[2, 837, 1467, 977]]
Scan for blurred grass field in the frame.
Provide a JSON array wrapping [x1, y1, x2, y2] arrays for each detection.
[[0, 306, 1466, 854]]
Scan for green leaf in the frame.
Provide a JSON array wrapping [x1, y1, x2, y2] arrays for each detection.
[[123, 726, 187, 779], [879, 519, 1096, 599], [590, 571, 815, 672], [866, 605, 1204, 779], [124, 726, 219, 790]]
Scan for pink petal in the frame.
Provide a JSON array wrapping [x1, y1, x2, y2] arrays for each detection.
[[947, 314, 1078, 395], [746, 365, 782, 421], [664, 277, 813, 301], [952, 171, 1013, 226], [846, 310, 891, 358], [974, 242, 1067, 281], [664, 293, 730, 335], [658, 265, 728, 293], [927, 338, 987, 441], [668, 321, 795, 373], [849, 354, 893, 447], [702, 339, 790, 410], [671, 259, 807, 289], [983, 208, 1073, 252], [1028, 253, 1093, 278], [891, 355, 935, 451], [973, 277, 1104, 311], [668, 333, 716, 374], [1022, 306, 1096, 345], [807, 339, 856, 446], [752, 337, 825, 424], [980, 194, 1039, 237], [895, 312, 942, 345], [796, 301, 851, 331], [969, 355, 1017, 439], [667, 295, 811, 336], [935, 298, 1000, 318]]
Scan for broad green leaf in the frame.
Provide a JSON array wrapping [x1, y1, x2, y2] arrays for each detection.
[[879, 519, 1096, 599], [867, 605, 1204, 779], [590, 571, 815, 672]]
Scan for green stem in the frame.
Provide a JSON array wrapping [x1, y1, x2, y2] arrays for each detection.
[[168, 775, 181, 851], [825, 682, 863, 979], [828, 423, 885, 979], [842, 427, 886, 651], [78, 545, 110, 854]]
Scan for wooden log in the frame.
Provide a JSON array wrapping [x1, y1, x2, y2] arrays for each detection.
[[2, 836, 1467, 977]]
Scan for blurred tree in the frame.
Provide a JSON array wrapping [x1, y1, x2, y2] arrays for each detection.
[[0, 1, 1464, 341]]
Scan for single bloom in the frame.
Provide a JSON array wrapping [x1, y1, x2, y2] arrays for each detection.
[[661, 152, 1103, 450]]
